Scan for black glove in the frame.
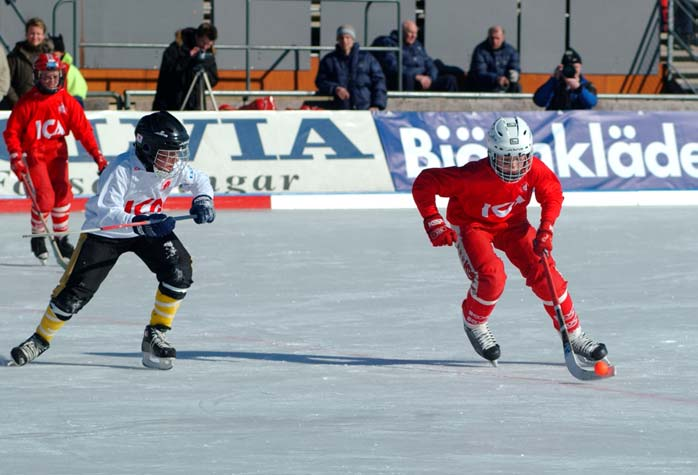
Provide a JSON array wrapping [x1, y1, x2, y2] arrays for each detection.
[[189, 195, 215, 224], [132, 213, 176, 238]]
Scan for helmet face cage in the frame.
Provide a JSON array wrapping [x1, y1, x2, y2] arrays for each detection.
[[487, 116, 533, 182], [153, 145, 190, 178], [136, 133, 190, 179]]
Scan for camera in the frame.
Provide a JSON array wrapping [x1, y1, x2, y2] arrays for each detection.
[[195, 50, 213, 63], [562, 64, 576, 79]]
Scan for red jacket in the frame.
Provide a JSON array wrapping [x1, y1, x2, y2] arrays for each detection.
[[412, 157, 563, 229], [3, 87, 100, 160]]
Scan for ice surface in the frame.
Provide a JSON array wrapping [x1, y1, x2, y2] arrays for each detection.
[[1, 207, 697, 474]]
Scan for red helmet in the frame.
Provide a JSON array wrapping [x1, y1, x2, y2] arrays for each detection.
[[33, 53, 65, 94]]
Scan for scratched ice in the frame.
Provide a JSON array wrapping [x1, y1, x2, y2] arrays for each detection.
[[0, 207, 696, 475]]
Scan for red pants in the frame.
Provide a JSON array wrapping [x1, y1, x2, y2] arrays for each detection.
[[26, 147, 72, 233], [455, 221, 579, 332]]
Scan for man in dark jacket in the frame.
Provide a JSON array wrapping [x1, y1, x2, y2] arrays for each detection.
[[315, 24, 387, 111], [153, 23, 219, 111], [533, 48, 597, 110], [1, 17, 53, 110], [468, 25, 521, 93], [371, 21, 458, 92]]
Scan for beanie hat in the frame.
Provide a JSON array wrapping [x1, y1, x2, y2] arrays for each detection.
[[50, 34, 65, 53], [336, 24, 356, 40], [561, 48, 582, 65]]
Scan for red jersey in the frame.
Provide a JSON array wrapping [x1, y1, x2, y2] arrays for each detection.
[[412, 157, 564, 228], [3, 87, 100, 159]]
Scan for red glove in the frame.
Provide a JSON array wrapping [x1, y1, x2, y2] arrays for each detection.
[[423, 214, 457, 247], [9, 153, 27, 180], [533, 221, 554, 256], [94, 153, 108, 175]]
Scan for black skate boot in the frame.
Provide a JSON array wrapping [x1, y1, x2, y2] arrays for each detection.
[[464, 322, 501, 365], [10, 333, 50, 366], [568, 328, 607, 362], [54, 236, 74, 259], [141, 325, 176, 370], [31, 237, 48, 262]]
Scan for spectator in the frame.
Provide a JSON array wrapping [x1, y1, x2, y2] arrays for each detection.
[[1, 17, 53, 110], [3, 53, 107, 262], [0, 44, 9, 104], [533, 48, 598, 110], [153, 23, 219, 111], [50, 34, 88, 108], [467, 25, 521, 93], [315, 24, 387, 111], [371, 20, 459, 92]]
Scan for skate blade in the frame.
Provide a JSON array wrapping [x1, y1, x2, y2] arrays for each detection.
[[142, 352, 174, 370], [489, 360, 499, 368]]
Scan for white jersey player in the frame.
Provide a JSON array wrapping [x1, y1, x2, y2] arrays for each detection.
[[10, 111, 216, 370]]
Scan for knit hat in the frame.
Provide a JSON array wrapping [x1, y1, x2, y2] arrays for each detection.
[[336, 24, 356, 40], [561, 48, 582, 65], [50, 34, 65, 53]]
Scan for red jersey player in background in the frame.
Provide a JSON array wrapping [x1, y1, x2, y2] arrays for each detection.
[[412, 116, 608, 366], [3, 53, 107, 263]]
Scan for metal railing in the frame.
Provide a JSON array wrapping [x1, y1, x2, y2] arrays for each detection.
[[79, 0, 403, 91], [665, 0, 698, 93], [52, 0, 77, 62], [86, 91, 125, 109], [118, 89, 698, 111]]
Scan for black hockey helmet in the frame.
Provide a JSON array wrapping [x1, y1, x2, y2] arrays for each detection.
[[134, 111, 190, 178]]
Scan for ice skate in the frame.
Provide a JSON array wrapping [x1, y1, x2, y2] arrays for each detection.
[[10, 333, 50, 366], [30, 237, 49, 263], [568, 328, 607, 362], [141, 325, 176, 370], [54, 236, 74, 259], [464, 322, 500, 365]]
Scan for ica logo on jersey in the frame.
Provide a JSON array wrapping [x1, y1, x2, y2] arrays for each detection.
[[124, 198, 163, 215], [34, 119, 65, 140], [481, 195, 525, 218]]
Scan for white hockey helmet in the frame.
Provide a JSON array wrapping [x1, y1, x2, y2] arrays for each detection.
[[487, 116, 533, 182]]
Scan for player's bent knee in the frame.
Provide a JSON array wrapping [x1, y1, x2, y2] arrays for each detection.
[[159, 281, 190, 300], [50, 296, 83, 319]]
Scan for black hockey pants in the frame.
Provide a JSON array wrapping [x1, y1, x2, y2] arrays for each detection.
[[50, 232, 193, 317]]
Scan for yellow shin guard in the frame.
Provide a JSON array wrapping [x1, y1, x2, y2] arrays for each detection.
[[35, 304, 68, 343], [149, 289, 182, 329]]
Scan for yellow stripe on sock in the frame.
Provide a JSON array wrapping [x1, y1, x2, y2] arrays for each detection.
[[149, 289, 182, 328], [35, 305, 66, 342]]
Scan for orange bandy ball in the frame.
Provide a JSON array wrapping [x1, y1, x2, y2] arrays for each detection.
[[594, 360, 610, 376]]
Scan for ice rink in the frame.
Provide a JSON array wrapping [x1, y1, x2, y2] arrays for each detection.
[[1, 206, 697, 475]]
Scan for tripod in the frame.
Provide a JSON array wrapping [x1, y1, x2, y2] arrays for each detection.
[[180, 66, 219, 111]]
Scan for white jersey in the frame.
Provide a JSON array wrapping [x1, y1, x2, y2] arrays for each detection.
[[83, 149, 214, 239]]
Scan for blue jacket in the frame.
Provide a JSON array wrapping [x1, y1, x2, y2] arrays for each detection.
[[372, 30, 438, 85], [533, 75, 598, 110], [315, 43, 387, 110], [468, 40, 520, 91]]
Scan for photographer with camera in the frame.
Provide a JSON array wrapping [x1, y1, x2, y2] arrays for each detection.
[[153, 23, 219, 111], [533, 48, 597, 110]]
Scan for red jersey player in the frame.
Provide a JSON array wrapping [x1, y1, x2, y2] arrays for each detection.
[[3, 53, 107, 263], [412, 116, 608, 366]]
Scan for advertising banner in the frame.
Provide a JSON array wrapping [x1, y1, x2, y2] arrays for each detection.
[[0, 111, 394, 199], [374, 111, 698, 192]]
